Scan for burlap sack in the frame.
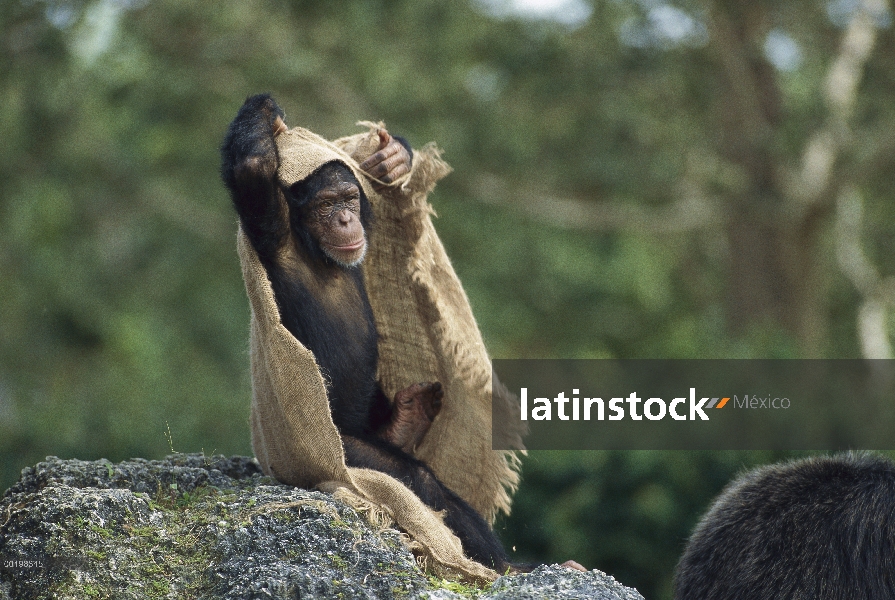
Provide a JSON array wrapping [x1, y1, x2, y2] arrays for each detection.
[[238, 123, 522, 580]]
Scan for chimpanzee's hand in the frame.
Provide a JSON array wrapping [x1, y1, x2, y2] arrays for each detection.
[[360, 129, 411, 188], [380, 382, 443, 453], [220, 93, 291, 260], [221, 94, 287, 185]]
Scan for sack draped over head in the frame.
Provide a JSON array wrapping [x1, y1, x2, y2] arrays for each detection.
[[238, 123, 522, 580]]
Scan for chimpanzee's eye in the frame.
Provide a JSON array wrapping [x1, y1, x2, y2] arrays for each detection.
[[315, 200, 334, 217]]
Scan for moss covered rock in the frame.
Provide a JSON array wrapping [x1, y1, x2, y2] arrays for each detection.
[[0, 455, 642, 599]]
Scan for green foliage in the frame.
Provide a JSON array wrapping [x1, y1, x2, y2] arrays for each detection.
[[3, 1, 895, 599]]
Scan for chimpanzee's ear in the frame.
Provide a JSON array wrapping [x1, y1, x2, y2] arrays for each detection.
[[287, 181, 307, 208]]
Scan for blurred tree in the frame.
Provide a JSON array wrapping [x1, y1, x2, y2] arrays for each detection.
[[2, 0, 895, 599], [463, 0, 895, 358]]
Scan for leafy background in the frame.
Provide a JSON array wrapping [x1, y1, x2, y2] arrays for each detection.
[[3, 0, 895, 597]]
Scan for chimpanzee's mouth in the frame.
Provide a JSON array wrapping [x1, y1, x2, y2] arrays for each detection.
[[332, 239, 365, 252]]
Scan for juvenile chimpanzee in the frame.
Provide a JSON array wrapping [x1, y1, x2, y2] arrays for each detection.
[[220, 94, 510, 570], [674, 452, 895, 599]]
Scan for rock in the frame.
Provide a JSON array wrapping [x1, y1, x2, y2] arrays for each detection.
[[0, 454, 643, 599], [487, 565, 644, 600]]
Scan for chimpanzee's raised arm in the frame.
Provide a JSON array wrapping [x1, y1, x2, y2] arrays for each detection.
[[220, 94, 290, 262]]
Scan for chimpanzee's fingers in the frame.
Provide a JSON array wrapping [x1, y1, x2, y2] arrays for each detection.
[[376, 129, 391, 150], [375, 151, 412, 183], [360, 140, 401, 173], [273, 116, 287, 136], [359, 129, 390, 168], [382, 162, 410, 183]]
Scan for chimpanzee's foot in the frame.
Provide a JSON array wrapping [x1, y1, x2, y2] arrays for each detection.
[[508, 560, 586, 574], [561, 560, 587, 572], [381, 382, 443, 453]]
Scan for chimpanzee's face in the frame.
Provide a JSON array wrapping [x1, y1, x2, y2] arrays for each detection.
[[303, 178, 366, 267]]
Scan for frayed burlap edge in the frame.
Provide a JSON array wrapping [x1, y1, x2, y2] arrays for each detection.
[[321, 482, 492, 583], [338, 124, 524, 525]]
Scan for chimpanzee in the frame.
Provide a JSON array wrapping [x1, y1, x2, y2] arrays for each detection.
[[674, 452, 895, 599], [220, 94, 510, 570]]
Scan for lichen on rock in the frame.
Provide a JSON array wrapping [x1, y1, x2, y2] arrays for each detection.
[[0, 454, 643, 600]]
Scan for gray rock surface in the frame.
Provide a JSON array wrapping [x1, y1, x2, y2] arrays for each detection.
[[0, 454, 643, 599]]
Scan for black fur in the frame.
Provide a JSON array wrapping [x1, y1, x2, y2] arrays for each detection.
[[674, 452, 895, 599], [221, 93, 509, 569]]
